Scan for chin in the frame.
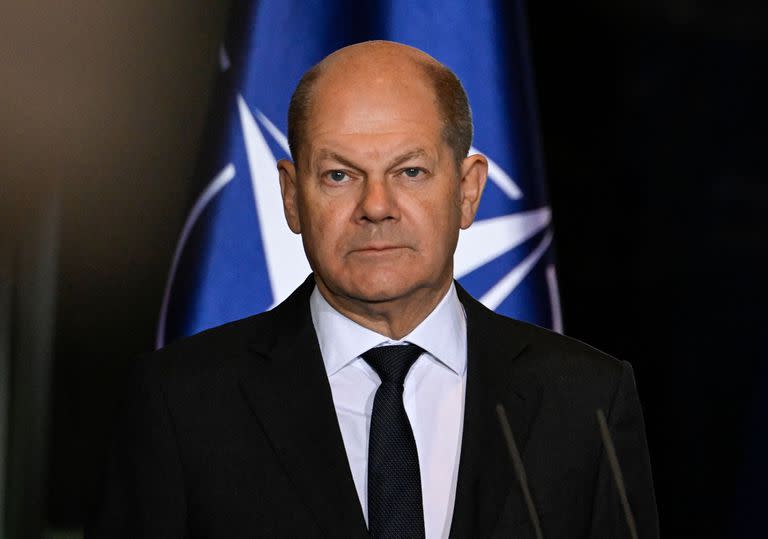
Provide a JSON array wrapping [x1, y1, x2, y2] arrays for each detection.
[[340, 271, 420, 304]]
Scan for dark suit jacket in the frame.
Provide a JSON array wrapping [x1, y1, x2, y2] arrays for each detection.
[[89, 276, 659, 538]]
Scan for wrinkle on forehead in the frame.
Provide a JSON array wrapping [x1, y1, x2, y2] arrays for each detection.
[[294, 40, 450, 170], [311, 147, 433, 173]]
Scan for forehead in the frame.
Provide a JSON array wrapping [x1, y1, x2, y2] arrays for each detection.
[[303, 60, 443, 159]]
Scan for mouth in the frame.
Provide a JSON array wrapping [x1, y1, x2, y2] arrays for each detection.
[[350, 244, 407, 254]]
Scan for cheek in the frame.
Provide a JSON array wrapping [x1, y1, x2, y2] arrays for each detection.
[[432, 197, 463, 256], [408, 201, 460, 256], [299, 200, 346, 257], [426, 186, 462, 230]]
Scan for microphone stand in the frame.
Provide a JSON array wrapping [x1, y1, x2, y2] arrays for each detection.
[[496, 403, 544, 539]]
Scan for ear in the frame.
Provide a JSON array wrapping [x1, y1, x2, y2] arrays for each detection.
[[277, 159, 302, 234], [458, 153, 488, 229]]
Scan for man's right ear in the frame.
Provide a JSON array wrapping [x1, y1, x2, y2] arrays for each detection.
[[277, 159, 302, 234]]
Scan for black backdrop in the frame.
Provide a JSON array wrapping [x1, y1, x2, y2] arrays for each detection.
[[3, 0, 761, 537], [528, 2, 768, 536]]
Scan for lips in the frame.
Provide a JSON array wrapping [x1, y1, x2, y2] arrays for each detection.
[[349, 244, 407, 254], [359, 245, 399, 250]]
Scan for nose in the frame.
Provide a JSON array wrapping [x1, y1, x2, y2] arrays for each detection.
[[357, 177, 398, 223]]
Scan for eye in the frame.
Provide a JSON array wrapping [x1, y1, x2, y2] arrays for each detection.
[[328, 170, 348, 182], [402, 167, 423, 178]]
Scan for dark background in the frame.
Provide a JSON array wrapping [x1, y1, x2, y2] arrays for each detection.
[[1, 1, 766, 537]]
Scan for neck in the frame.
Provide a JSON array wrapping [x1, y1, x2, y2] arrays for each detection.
[[315, 278, 453, 340]]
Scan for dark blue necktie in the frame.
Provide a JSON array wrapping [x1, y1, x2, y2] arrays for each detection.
[[362, 344, 425, 539]]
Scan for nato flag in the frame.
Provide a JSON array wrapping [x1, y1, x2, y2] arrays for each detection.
[[157, 0, 561, 347]]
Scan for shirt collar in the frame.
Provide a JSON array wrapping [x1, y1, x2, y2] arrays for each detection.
[[310, 283, 467, 377]]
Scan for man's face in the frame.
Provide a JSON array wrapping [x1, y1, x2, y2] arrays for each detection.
[[279, 57, 485, 309]]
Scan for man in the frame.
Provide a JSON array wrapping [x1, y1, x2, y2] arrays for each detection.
[[90, 41, 658, 538]]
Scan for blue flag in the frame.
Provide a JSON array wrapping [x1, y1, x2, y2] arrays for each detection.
[[157, 0, 561, 347]]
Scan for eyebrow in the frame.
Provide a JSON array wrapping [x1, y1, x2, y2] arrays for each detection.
[[314, 150, 362, 171], [387, 149, 429, 170], [314, 148, 430, 172]]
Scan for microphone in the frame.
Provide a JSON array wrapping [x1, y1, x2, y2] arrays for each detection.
[[596, 409, 639, 539], [495, 403, 544, 539]]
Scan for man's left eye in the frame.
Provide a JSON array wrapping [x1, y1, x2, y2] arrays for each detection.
[[402, 168, 422, 178]]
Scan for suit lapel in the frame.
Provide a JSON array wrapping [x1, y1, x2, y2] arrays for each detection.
[[450, 285, 543, 538], [235, 277, 541, 538], [238, 277, 368, 538]]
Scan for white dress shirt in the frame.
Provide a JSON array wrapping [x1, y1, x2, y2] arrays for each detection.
[[310, 284, 467, 539]]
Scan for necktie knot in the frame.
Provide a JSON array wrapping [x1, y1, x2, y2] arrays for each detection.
[[362, 344, 423, 385]]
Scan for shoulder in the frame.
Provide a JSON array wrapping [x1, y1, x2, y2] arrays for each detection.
[[142, 276, 316, 381], [458, 283, 631, 402], [491, 313, 635, 408], [500, 313, 622, 372], [140, 272, 313, 393], [123, 312, 274, 405], [154, 310, 273, 366]]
